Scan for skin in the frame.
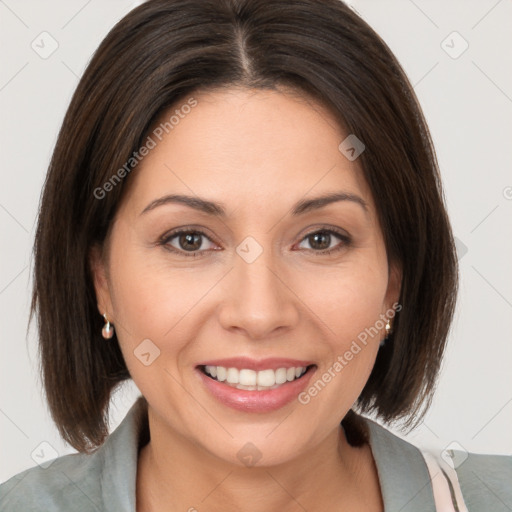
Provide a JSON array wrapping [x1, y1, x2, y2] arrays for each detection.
[[91, 86, 401, 511]]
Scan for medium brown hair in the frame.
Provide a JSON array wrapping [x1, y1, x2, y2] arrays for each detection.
[[32, 0, 458, 452]]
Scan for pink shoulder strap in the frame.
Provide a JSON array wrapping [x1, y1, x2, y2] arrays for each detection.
[[421, 450, 469, 512]]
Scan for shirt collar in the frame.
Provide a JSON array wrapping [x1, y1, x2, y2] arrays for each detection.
[[99, 396, 148, 511], [100, 397, 435, 511], [365, 417, 436, 511]]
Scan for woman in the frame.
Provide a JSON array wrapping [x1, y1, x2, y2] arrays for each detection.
[[1, 0, 510, 510]]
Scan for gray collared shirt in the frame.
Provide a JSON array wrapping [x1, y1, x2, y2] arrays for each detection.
[[1, 396, 511, 511]]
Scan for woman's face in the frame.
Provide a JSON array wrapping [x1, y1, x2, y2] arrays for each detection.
[[92, 87, 400, 466]]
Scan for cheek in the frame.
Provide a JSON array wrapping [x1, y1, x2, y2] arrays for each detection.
[[299, 261, 389, 341], [293, 260, 388, 405], [107, 241, 224, 363], [107, 253, 199, 399], [107, 242, 189, 346], [109, 260, 167, 335]]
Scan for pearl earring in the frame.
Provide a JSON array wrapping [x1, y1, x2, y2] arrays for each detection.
[[380, 318, 392, 347], [102, 313, 114, 339], [385, 318, 392, 337]]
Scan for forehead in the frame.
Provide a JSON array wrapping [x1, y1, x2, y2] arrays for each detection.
[[118, 86, 374, 218]]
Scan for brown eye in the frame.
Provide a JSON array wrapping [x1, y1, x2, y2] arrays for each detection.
[[297, 229, 351, 254], [307, 231, 332, 250], [177, 232, 203, 251], [160, 229, 217, 257]]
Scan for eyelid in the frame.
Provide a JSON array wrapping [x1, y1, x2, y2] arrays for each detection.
[[296, 225, 350, 243], [158, 224, 216, 242]]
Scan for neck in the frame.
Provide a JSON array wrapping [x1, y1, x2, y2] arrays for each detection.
[[136, 407, 383, 512]]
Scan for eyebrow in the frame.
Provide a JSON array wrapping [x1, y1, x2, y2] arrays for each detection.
[[140, 191, 368, 217]]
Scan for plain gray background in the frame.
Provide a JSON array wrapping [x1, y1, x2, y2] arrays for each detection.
[[1, 0, 511, 483]]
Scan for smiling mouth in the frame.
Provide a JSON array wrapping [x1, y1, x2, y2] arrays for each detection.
[[199, 364, 316, 391]]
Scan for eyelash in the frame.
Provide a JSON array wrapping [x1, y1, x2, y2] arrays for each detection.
[[157, 226, 351, 258]]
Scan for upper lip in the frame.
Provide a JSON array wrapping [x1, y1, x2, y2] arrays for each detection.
[[196, 357, 315, 371]]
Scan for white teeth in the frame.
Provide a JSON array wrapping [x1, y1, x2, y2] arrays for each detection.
[[239, 369, 257, 386], [257, 369, 276, 387], [205, 365, 217, 378], [226, 367, 239, 384], [203, 365, 308, 389], [275, 368, 287, 385]]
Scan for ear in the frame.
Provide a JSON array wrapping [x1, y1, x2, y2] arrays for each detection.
[[385, 261, 402, 311], [89, 244, 114, 320]]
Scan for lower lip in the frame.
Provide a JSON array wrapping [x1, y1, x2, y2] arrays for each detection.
[[196, 366, 316, 413]]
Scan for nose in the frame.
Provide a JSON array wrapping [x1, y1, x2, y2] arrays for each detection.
[[217, 250, 300, 340]]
